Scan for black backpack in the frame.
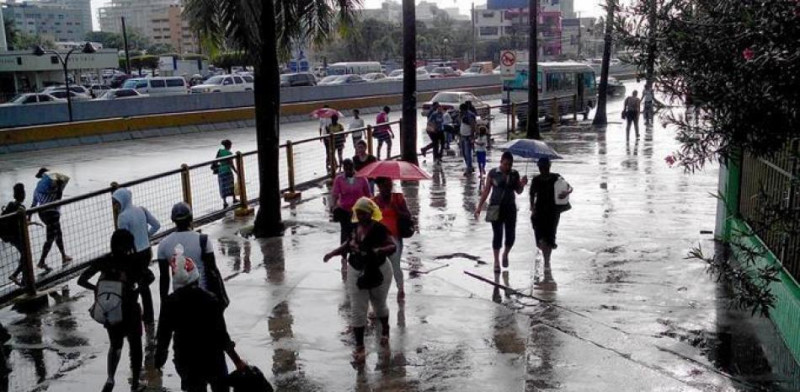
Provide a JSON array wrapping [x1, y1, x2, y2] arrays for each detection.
[[0, 202, 21, 243], [228, 365, 273, 392]]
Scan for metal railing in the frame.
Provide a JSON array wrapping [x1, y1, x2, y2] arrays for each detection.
[[0, 104, 520, 305], [738, 139, 800, 282]]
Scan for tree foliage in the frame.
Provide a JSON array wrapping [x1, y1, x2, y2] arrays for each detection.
[[5, 19, 55, 51], [146, 43, 176, 55], [85, 30, 151, 51], [620, 0, 800, 170]]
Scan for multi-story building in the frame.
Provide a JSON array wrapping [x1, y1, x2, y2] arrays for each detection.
[[360, 0, 467, 25], [99, 0, 199, 54], [3, 0, 90, 43], [561, 17, 596, 58], [474, 0, 570, 59]]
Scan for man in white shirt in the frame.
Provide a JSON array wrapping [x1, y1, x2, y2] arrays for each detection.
[[349, 109, 366, 146]]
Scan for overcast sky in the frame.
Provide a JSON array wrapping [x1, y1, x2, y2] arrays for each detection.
[[88, 0, 604, 32]]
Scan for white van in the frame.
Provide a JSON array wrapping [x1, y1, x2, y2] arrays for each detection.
[[122, 77, 188, 95]]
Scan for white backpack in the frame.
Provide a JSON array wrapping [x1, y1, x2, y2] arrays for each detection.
[[90, 280, 124, 326], [554, 177, 571, 206]]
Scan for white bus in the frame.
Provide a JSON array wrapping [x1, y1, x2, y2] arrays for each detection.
[[503, 62, 597, 119], [326, 62, 382, 76]]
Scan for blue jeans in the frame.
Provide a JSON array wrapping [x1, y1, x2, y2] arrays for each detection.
[[460, 135, 473, 171]]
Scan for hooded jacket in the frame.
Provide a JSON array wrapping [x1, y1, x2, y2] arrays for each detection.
[[113, 188, 160, 253]]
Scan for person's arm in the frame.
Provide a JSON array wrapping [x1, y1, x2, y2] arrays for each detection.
[[331, 177, 341, 209], [362, 178, 373, 198], [374, 234, 397, 257], [474, 175, 493, 219], [154, 300, 173, 369], [515, 173, 528, 195], [77, 262, 100, 292], [143, 208, 161, 237], [158, 257, 170, 301], [213, 301, 246, 371], [323, 241, 352, 262], [530, 181, 538, 216]]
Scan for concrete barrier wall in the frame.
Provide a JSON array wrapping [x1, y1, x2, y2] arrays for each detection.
[[0, 75, 501, 128]]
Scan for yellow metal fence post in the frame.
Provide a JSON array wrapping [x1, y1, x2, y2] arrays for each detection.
[[551, 98, 559, 130], [366, 125, 374, 156], [328, 133, 337, 181], [283, 141, 301, 201], [234, 152, 254, 216], [180, 164, 192, 206], [17, 209, 36, 296], [511, 102, 517, 137]]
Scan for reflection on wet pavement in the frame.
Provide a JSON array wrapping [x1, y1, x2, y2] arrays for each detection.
[[1, 81, 798, 391]]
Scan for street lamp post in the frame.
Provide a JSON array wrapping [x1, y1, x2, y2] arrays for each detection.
[[33, 42, 96, 122], [443, 38, 449, 60]]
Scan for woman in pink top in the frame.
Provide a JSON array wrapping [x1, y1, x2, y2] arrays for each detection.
[[331, 159, 372, 268]]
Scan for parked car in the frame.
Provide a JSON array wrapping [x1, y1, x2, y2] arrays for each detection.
[[599, 76, 626, 97], [48, 90, 92, 101], [420, 91, 490, 117], [386, 69, 431, 81], [95, 88, 148, 100], [280, 73, 316, 87], [123, 77, 189, 95], [1, 93, 64, 106], [463, 61, 494, 76], [363, 72, 387, 82], [87, 84, 111, 97], [109, 74, 132, 88], [318, 74, 366, 85], [191, 74, 253, 93], [429, 67, 460, 78], [43, 85, 91, 96]]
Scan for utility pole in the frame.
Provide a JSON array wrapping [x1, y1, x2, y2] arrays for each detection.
[[471, 2, 476, 62], [527, 0, 540, 139], [577, 11, 582, 58], [121, 17, 131, 75]]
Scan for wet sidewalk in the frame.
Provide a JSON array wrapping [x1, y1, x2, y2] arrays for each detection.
[[1, 111, 797, 391]]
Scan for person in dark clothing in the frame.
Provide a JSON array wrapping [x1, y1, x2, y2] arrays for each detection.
[[78, 229, 144, 392], [475, 152, 528, 273], [155, 251, 245, 392], [3, 184, 29, 286], [529, 157, 573, 266]]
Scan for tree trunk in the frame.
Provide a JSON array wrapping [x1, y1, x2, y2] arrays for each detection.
[[526, 0, 541, 139], [592, 0, 615, 126], [252, 0, 284, 238], [402, 0, 418, 164], [645, 0, 657, 89]]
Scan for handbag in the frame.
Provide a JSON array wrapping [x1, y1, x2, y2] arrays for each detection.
[[393, 194, 415, 238], [485, 176, 507, 223]]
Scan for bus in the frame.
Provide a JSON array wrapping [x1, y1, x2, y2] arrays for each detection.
[[503, 62, 596, 119], [326, 62, 382, 76]]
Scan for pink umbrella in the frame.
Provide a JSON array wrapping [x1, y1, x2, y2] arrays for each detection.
[[355, 160, 432, 181], [310, 107, 344, 119]]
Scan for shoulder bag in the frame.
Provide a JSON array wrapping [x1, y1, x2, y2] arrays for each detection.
[[394, 194, 416, 238]]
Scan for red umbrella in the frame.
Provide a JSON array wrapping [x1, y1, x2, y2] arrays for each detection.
[[356, 160, 432, 181], [310, 107, 344, 119]]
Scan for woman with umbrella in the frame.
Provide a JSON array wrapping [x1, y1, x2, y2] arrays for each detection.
[[529, 157, 573, 268], [312, 106, 344, 171], [474, 151, 528, 273], [323, 197, 396, 363]]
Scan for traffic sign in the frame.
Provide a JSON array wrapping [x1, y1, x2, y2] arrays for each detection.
[[500, 50, 517, 80]]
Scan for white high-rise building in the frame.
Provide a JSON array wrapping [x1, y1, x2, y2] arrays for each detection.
[[4, 0, 90, 43], [98, 0, 177, 35]]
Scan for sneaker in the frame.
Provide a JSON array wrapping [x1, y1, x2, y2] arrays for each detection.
[[37, 263, 52, 273], [62, 255, 73, 264]]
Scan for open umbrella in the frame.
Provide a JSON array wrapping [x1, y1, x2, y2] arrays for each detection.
[[356, 160, 432, 181], [310, 107, 344, 119], [498, 139, 562, 160]]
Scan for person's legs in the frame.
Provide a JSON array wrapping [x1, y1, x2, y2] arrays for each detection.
[[337, 147, 344, 169], [38, 212, 56, 267], [136, 249, 154, 327], [461, 136, 473, 172], [389, 238, 404, 299], [338, 218, 352, 270], [634, 114, 640, 137], [502, 212, 517, 268], [126, 328, 143, 390], [105, 327, 125, 390], [376, 139, 384, 160], [369, 262, 393, 344], [625, 117, 632, 139], [385, 139, 392, 160], [348, 264, 370, 358], [476, 151, 487, 175], [491, 220, 503, 271], [9, 242, 24, 282]]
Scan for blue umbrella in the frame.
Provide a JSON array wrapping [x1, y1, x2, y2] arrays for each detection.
[[499, 139, 562, 160]]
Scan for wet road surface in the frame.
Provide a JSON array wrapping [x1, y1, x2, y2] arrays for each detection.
[[1, 82, 798, 391]]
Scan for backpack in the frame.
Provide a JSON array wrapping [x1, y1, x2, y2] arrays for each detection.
[[89, 280, 124, 326], [228, 365, 274, 392], [0, 202, 21, 243]]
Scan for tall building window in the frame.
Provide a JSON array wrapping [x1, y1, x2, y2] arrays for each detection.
[[479, 26, 499, 36]]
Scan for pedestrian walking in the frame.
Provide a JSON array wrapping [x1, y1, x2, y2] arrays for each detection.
[[318, 105, 335, 171], [643, 86, 655, 126], [459, 103, 477, 175], [349, 109, 366, 147], [78, 229, 144, 392], [157, 202, 228, 307], [475, 127, 489, 177], [155, 247, 246, 392], [326, 115, 347, 171], [323, 197, 396, 363], [474, 152, 528, 273], [112, 188, 160, 343], [212, 140, 238, 209], [1, 184, 31, 286], [420, 103, 445, 162], [623, 90, 642, 139], [373, 178, 412, 301], [529, 157, 573, 267], [442, 109, 455, 151], [353, 140, 377, 172], [374, 106, 394, 160], [31, 168, 71, 272], [331, 159, 372, 271]]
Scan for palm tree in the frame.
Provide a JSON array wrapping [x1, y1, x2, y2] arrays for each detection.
[[184, 0, 360, 238], [593, 0, 617, 126]]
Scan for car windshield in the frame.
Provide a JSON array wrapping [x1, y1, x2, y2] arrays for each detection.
[[280, 74, 291, 81], [9, 94, 30, 103], [388, 70, 403, 77], [206, 76, 225, 85], [50, 91, 69, 98], [320, 75, 341, 83], [122, 80, 140, 89], [431, 92, 461, 103], [467, 65, 483, 73], [98, 91, 113, 99]]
